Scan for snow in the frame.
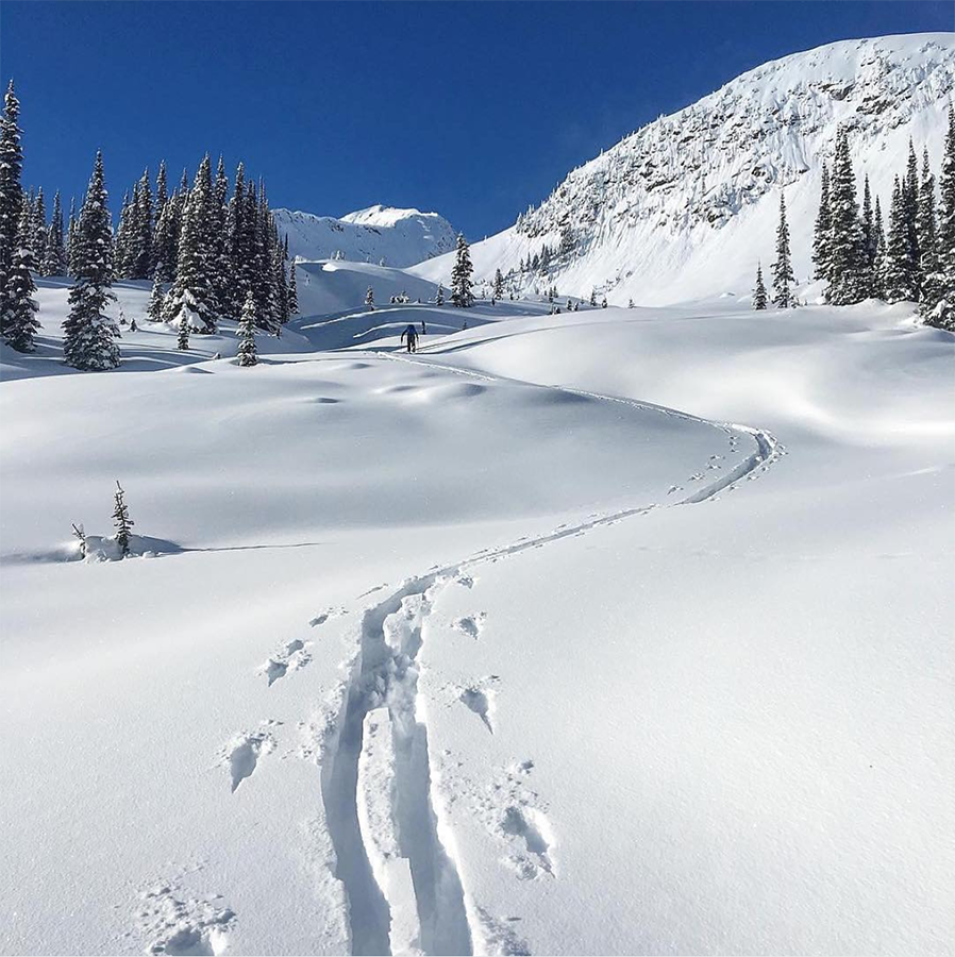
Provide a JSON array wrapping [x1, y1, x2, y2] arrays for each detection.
[[274, 205, 456, 268], [2, 31, 954, 957], [412, 33, 955, 307], [2, 263, 951, 954]]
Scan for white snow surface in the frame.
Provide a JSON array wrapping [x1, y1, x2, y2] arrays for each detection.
[[274, 205, 456, 268], [412, 33, 955, 306], [1, 262, 952, 955]]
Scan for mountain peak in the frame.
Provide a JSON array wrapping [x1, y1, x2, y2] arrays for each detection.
[[273, 205, 456, 267]]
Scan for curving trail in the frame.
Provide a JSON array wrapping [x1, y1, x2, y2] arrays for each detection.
[[319, 350, 781, 956]]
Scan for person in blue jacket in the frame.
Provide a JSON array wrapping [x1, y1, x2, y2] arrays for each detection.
[[400, 324, 419, 353]]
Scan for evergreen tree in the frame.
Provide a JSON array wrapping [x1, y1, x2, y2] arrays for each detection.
[[132, 168, 153, 278], [112, 481, 134, 557], [812, 162, 832, 281], [772, 193, 795, 308], [435, 284, 444, 305], [146, 269, 167, 322], [165, 179, 219, 333], [287, 259, 298, 316], [825, 129, 868, 305], [41, 190, 67, 276], [67, 196, 79, 277], [236, 291, 258, 366], [450, 233, 474, 307], [3, 201, 40, 351], [227, 162, 249, 313], [884, 176, 918, 303], [63, 151, 121, 371], [493, 268, 504, 298], [752, 262, 768, 310], [927, 104, 955, 330], [31, 187, 47, 263], [902, 138, 920, 298], [114, 188, 134, 278], [872, 195, 887, 299], [916, 149, 941, 319], [177, 312, 189, 350], [861, 174, 876, 269], [589, 288, 597, 307], [155, 161, 168, 225], [0, 80, 24, 334], [365, 285, 375, 309], [212, 155, 232, 316]]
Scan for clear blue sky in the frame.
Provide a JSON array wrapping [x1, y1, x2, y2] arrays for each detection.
[[1, 1, 951, 238]]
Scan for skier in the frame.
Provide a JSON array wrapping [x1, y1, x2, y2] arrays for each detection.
[[421, 319, 427, 336], [400, 324, 419, 353]]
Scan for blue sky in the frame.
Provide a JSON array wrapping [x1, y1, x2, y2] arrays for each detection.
[[2, 1, 951, 237]]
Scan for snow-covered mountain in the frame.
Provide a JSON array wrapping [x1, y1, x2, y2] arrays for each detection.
[[413, 33, 955, 305], [273, 204, 456, 267]]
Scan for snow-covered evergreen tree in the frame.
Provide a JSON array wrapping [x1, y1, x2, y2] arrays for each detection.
[[3, 201, 40, 351], [926, 105, 955, 330], [493, 268, 504, 299], [916, 149, 941, 320], [63, 151, 121, 371], [872, 195, 887, 299], [66, 196, 80, 277], [114, 188, 134, 278], [450, 234, 474, 307], [31, 187, 47, 264], [435, 284, 444, 305], [902, 138, 920, 299], [0, 80, 24, 335], [112, 481, 134, 558], [861, 174, 876, 270], [287, 259, 298, 316], [771, 193, 795, 308], [825, 129, 868, 305], [589, 288, 597, 306], [236, 291, 258, 366], [41, 190, 68, 276], [165, 164, 219, 333], [812, 162, 832, 281], [132, 168, 153, 279], [146, 270, 166, 323], [177, 312, 189, 351], [752, 262, 768, 310], [365, 285, 374, 310], [884, 176, 918, 303]]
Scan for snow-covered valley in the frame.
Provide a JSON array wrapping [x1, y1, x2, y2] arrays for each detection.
[[1, 266, 952, 955]]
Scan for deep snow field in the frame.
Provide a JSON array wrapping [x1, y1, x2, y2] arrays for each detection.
[[1, 266, 953, 957]]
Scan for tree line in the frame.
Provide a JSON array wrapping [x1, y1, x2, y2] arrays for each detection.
[[755, 113, 955, 330], [0, 81, 299, 368]]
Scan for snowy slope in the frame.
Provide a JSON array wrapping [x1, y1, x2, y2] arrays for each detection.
[[413, 33, 955, 305], [274, 204, 456, 267], [2, 278, 952, 955]]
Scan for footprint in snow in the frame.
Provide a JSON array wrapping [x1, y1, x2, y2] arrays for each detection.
[[219, 723, 278, 793], [257, 639, 311, 686], [501, 805, 556, 879], [309, 606, 347, 627], [137, 882, 235, 957], [458, 675, 501, 733], [452, 612, 487, 640]]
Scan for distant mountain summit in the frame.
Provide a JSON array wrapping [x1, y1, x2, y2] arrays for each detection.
[[413, 33, 955, 305], [272, 204, 456, 267]]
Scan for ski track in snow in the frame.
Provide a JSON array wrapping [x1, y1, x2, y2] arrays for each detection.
[[313, 351, 781, 956]]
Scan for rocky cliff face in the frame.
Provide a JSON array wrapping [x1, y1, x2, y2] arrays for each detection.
[[414, 33, 954, 305]]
